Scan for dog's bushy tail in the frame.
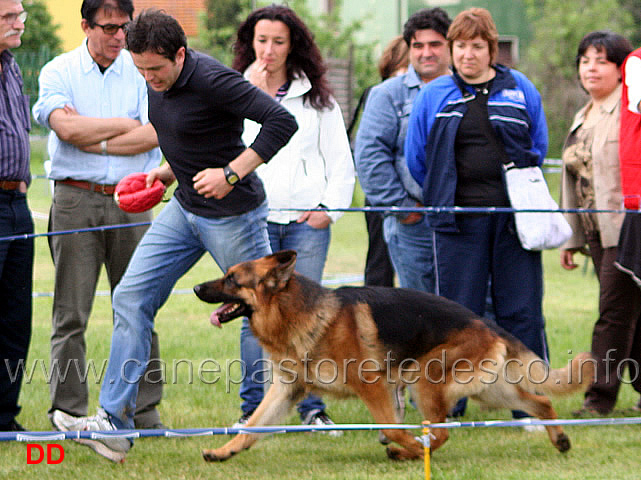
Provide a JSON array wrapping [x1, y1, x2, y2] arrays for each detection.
[[506, 350, 595, 396]]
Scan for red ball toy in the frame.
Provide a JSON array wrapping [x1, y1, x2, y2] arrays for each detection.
[[114, 172, 166, 213]]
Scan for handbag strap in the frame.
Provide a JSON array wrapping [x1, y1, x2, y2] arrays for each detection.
[[453, 76, 514, 168]]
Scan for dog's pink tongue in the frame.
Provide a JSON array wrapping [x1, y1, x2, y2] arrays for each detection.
[[210, 311, 222, 328]]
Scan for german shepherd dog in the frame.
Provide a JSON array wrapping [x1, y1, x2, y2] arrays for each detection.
[[194, 250, 593, 462]]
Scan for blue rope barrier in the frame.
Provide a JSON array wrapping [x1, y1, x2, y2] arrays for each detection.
[[5, 205, 641, 244], [31, 274, 365, 298], [1, 221, 152, 243], [2, 416, 641, 442]]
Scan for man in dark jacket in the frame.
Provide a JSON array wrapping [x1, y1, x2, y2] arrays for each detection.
[[60, 8, 298, 463]]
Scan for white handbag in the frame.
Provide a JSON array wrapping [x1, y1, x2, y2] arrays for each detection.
[[503, 162, 573, 250]]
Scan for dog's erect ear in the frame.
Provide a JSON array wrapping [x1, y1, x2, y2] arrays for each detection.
[[263, 250, 297, 291]]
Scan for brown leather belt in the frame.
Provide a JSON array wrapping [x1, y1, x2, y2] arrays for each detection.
[[57, 179, 117, 195], [0, 180, 25, 191], [0, 180, 22, 190]]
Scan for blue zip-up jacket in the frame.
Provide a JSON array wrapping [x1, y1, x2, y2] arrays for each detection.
[[405, 65, 548, 231], [354, 65, 424, 215]]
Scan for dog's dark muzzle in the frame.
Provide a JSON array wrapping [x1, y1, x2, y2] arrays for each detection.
[[194, 281, 253, 327], [194, 281, 231, 304]]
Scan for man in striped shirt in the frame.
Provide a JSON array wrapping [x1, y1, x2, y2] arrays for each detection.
[[0, 0, 32, 432]]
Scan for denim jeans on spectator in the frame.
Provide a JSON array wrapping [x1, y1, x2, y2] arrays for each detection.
[[99, 197, 271, 429], [383, 214, 434, 293], [268, 221, 330, 282], [239, 220, 330, 417]]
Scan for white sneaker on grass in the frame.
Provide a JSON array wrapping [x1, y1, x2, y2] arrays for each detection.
[[302, 410, 343, 437], [232, 410, 253, 429], [58, 408, 131, 463], [50, 409, 79, 432], [522, 424, 546, 433]]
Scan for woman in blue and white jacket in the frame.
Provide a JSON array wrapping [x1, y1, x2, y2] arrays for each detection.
[[232, 4, 355, 430], [405, 8, 550, 419]]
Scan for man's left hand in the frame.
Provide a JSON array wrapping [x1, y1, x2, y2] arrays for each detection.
[[193, 168, 233, 199]]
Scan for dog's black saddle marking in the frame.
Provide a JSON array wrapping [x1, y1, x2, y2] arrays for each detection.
[[334, 286, 478, 361]]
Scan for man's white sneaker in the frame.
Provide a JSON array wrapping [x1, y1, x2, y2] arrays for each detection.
[[232, 410, 253, 429], [302, 410, 343, 437], [522, 424, 546, 433], [50, 409, 80, 432], [74, 408, 131, 463]]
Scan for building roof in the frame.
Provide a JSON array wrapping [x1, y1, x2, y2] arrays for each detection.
[[133, 0, 205, 37]]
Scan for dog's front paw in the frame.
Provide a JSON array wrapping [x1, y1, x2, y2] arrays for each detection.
[[202, 448, 236, 462], [555, 433, 571, 453], [385, 446, 422, 461], [386, 446, 403, 461]]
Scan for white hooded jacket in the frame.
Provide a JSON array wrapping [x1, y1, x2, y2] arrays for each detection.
[[242, 69, 355, 224]]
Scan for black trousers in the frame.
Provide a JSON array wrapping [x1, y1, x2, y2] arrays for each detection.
[[363, 198, 395, 287], [0, 190, 33, 425]]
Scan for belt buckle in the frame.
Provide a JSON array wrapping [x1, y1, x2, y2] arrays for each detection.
[[92, 182, 110, 194], [0, 181, 19, 191]]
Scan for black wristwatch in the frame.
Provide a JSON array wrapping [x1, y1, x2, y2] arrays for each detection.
[[223, 165, 240, 185]]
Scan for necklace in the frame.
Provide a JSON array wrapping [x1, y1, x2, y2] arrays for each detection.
[[470, 70, 495, 95], [473, 81, 490, 95]]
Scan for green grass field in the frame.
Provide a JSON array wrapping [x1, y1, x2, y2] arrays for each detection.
[[2, 140, 640, 479]]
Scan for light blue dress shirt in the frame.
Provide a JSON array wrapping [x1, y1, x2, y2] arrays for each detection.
[[32, 39, 161, 184]]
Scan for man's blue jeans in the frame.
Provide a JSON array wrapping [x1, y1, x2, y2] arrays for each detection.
[[99, 198, 271, 428], [383, 215, 434, 293], [239, 221, 330, 417]]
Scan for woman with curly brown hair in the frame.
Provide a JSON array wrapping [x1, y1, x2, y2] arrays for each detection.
[[232, 4, 355, 432]]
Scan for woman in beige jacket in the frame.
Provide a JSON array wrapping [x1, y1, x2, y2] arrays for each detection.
[[560, 30, 640, 416]]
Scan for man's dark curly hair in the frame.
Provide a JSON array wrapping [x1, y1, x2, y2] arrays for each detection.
[[232, 4, 332, 110], [125, 8, 187, 62], [402, 7, 452, 46]]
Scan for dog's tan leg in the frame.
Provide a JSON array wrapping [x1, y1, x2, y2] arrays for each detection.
[[202, 382, 304, 462], [352, 381, 424, 460], [410, 381, 450, 452], [474, 382, 570, 453], [514, 390, 570, 453]]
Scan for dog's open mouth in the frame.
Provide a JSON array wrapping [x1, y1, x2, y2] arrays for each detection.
[[210, 301, 251, 327], [194, 282, 253, 327]]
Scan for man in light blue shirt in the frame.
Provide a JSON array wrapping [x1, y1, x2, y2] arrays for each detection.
[[354, 8, 451, 294], [32, 0, 163, 431]]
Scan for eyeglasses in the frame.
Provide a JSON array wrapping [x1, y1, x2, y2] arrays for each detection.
[[93, 21, 129, 35], [1, 11, 27, 24]]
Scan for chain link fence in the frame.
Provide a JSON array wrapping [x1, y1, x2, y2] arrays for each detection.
[[14, 46, 55, 135]]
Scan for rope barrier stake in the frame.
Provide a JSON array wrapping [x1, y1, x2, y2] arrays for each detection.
[[422, 421, 431, 480]]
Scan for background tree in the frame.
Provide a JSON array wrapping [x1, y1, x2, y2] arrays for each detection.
[[15, 0, 63, 132], [283, 0, 378, 101], [619, 0, 641, 47], [521, 0, 634, 156], [194, 0, 251, 66], [20, 0, 62, 55]]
